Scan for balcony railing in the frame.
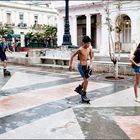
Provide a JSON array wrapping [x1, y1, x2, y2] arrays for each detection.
[[18, 22, 27, 29], [32, 24, 44, 30], [4, 23, 15, 27]]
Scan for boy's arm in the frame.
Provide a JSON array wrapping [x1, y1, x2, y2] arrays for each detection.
[[69, 49, 80, 71], [89, 47, 93, 67]]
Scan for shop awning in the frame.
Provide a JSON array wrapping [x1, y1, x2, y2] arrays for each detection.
[[6, 34, 20, 40]]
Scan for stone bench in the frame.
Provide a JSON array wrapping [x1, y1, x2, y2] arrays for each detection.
[[40, 57, 70, 66]]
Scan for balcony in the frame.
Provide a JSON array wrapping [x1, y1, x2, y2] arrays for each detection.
[[32, 24, 44, 30], [4, 23, 15, 27], [18, 22, 27, 29]]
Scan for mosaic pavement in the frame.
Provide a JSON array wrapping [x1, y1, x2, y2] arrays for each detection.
[[0, 65, 140, 139]]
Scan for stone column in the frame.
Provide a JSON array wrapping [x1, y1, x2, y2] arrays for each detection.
[[96, 14, 102, 50], [130, 12, 139, 54], [71, 15, 77, 46], [57, 16, 64, 46], [131, 14, 139, 45], [86, 14, 91, 37], [12, 11, 18, 26], [0, 9, 2, 22], [1, 9, 5, 24], [100, 13, 109, 56]]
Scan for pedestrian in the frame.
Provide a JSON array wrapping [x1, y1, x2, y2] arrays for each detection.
[[130, 43, 140, 102], [11, 42, 16, 52], [69, 35, 93, 103], [0, 37, 12, 76]]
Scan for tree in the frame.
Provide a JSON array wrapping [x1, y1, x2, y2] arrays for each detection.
[[105, 0, 122, 79], [0, 25, 14, 37], [43, 25, 57, 46], [26, 25, 57, 48]]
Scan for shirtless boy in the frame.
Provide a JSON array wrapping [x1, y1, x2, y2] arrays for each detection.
[[69, 35, 93, 103]]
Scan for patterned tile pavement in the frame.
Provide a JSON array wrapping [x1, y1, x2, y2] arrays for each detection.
[[0, 65, 140, 139]]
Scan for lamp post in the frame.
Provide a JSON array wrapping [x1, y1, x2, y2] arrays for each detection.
[[62, 0, 72, 46]]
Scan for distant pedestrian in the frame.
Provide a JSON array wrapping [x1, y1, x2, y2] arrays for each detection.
[[0, 37, 12, 76], [130, 43, 140, 102], [11, 42, 16, 52], [69, 35, 93, 103]]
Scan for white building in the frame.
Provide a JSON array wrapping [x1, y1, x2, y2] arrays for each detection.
[[57, 1, 140, 56], [0, 1, 57, 35]]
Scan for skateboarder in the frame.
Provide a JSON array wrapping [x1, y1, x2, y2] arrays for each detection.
[[69, 35, 93, 103], [0, 37, 12, 76]]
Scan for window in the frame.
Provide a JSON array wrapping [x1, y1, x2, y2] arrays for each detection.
[[19, 13, 24, 22], [116, 15, 131, 44], [34, 15, 38, 24], [6, 12, 11, 24], [122, 16, 131, 43]]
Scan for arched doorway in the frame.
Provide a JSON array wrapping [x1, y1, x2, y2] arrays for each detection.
[[115, 14, 131, 53]]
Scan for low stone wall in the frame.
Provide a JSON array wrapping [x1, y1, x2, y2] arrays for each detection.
[[7, 55, 133, 75], [7, 56, 134, 75], [6, 49, 134, 75], [73, 61, 133, 76], [8, 56, 41, 66], [92, 61, 133, 75]]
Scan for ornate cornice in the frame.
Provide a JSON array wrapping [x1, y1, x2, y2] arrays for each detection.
[[57, 2, 104, 12], [0, 1, 57, 14]]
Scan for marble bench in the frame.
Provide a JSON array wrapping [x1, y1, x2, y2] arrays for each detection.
[[40, 57, 70, 66]]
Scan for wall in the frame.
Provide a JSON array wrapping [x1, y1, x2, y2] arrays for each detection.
[[57, 1, 140, 56], [0, 1, 57, 34]]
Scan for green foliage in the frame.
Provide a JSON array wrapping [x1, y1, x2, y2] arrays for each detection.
[[26, 25, 57, 47], [0, 25, 14, 37]]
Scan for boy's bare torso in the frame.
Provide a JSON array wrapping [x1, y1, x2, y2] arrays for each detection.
[[79, 47, 90, 65]]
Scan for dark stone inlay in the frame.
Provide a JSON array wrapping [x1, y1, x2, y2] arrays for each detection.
[[66, 83, 130, 104], [0, 76, 81, 97], [73, 107, 140, 139], [0, 99, 72, 134]]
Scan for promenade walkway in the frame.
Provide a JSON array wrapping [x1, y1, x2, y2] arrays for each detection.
[[0, 64, 139, 139]]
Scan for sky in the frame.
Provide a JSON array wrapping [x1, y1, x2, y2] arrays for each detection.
[[52, 1, 95, 8], [11, 1, 95, 8]]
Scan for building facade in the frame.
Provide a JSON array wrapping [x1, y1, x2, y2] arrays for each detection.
[[0, 1, 57, 35], [57, 1, 140, 56]]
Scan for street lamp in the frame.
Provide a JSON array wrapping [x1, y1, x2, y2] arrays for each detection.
[[62, 0, 72, 46]]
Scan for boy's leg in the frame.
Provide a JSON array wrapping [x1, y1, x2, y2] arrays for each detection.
[[3, 59, 11, 76], [75, 64, 85, 94], [83, 78, 88, 92], [3, 60, 8, 70], [81, 78, 90, 102]]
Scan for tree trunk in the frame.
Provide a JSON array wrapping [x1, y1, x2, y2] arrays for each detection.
[[114, 60, 118, 79]]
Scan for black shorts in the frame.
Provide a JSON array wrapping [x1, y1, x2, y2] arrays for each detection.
[[0, 52, 7, 61]]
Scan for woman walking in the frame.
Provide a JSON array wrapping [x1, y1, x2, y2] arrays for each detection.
[[130, 43, 140, 102]]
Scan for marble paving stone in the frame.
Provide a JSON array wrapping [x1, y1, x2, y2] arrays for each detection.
[[73, 107, 140, 139], [0, 81, 111, 118], [1, 65, 139, 139], [89, 87, 140, 107], [114, 116, 140, 140], [0, 109, 84, 139], [1, 72, 64, 90]]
